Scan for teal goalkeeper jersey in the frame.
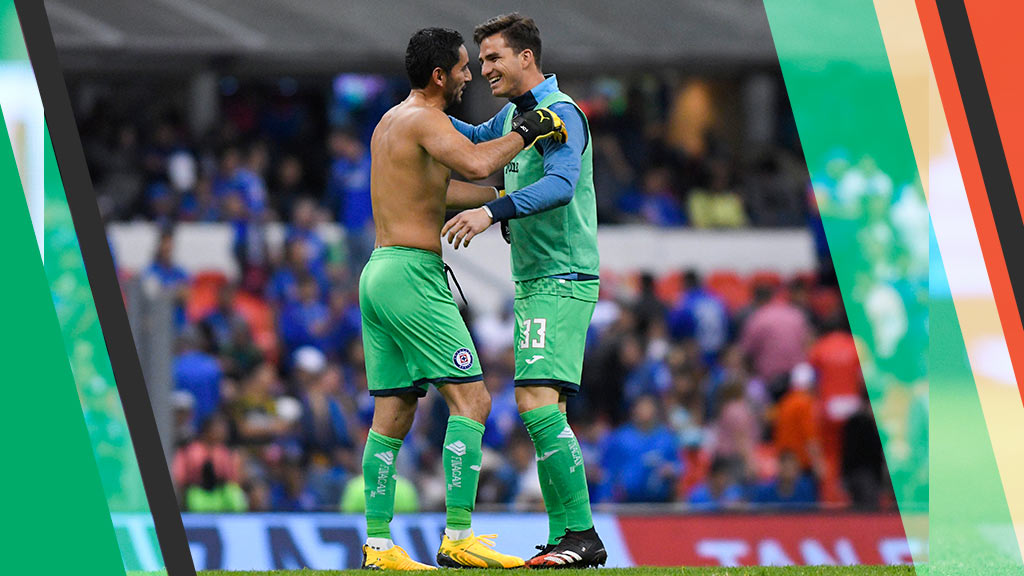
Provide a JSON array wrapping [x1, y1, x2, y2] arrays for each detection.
[[501, 90, 599, 282]]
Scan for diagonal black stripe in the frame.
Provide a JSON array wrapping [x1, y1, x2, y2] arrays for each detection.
[[936, 0, 1024, 323], [13, 2, 196, 574]]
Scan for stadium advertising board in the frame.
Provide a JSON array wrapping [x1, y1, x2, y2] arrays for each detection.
[[112, 513, 912, 571]]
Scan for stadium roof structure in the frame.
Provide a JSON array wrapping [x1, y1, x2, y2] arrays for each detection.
[[47, 0, 786, 75]]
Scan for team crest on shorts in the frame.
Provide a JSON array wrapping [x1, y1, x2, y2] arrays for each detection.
[[453, 348, 474, 370]]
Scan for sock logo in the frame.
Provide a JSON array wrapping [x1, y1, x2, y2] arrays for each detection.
[[557, 426, 575, 439], [536, 449, 559, 462], [568, 438, 584, 471], [372, 452, 394, 497], [446, 441, 467, 490], [445, 441, 467, 456]]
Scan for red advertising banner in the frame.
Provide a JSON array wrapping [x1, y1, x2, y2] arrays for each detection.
[[619, 514, 914, 567]]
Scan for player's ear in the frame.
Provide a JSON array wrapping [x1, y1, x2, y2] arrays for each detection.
[[431, 67, 445, 88], [520, 49, 534, 70]]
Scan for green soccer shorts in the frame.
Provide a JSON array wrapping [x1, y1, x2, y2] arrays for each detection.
[[359, 246, 482, 397], [513, 277, 599, 396]]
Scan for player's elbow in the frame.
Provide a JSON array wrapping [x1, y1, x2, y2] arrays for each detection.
[[554, 187, 575, 207], [461, 159, 492, 181], [551, 177, 575, 207]]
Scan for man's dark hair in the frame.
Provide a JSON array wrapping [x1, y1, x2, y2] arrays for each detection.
[[405, 27, 464, 89], [473, 13, 542, 69], [683, 269, 701, 291]]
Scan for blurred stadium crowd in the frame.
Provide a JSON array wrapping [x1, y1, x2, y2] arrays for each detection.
[[80, 75, 810, 230], [73, 74, 925, 513]]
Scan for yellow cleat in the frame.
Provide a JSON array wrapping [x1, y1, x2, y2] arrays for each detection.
[[362, 544, 437, 570], [436, 532, 525, 569]]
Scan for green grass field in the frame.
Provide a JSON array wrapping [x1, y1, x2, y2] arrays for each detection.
[[171, 567, 916, 576]]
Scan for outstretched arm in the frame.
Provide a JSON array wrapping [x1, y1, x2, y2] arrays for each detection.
[[446, 180, 502, 210], [441, 103, 586, 249], [450, 104, 513, 143], [486, 102, 586, 222], [418, 108, 525, 180]]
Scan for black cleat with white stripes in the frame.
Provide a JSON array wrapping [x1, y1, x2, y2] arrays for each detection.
[[525, 527, 607, 569]]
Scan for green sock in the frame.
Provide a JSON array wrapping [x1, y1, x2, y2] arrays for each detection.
[[443, 415, 485, 530], [536, 431, 568, 545], [522, 405, 594, 533], [363, 429, 403, 539]]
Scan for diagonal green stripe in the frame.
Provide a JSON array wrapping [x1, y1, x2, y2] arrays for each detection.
[[0, 0, 26, 61], [43, 126, 165, 571], [764, 0, 1024, 573], [0, 107, 125, 574]]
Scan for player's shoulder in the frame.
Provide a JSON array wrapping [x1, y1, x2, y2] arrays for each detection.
[[402, 104, 451, 136]]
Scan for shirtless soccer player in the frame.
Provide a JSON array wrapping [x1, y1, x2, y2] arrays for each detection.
[[441, 14, 607, 568], [358, 27, 567, 570]]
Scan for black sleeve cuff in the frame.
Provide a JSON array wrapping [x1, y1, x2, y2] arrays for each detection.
[[484, 195, 517, 222]]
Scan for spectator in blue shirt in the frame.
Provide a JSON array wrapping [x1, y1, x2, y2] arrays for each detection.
[[323, 288, 362, 361], [296, 352, 354, 455], [617, 167, 687, 226], [483, 375, 519, 451], [200, 283, 246, 353], [668, 270, 730, 367], [279, 275, 332, 358], [179, 176, 220, 222], [173, 328, 223, 430], [601, 394, 682, 502], [751, 450, 818, 507], [327, 130, 372, 231], [688, 456, 744, 510], [269, 456, 317, 512], [268, 239, 327, 308], [284, 197, 328, 277], [143, 228, 189, 327], [214, 143, 268, 219], [326, 129, 374, 269]]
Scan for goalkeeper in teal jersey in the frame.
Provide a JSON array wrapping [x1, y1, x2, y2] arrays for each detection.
[[441, 13, 606, 569]]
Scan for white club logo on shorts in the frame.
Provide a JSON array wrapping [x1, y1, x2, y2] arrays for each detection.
[[453, 348, 474, 371]]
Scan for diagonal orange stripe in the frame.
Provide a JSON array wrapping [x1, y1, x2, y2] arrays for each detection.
[[963, 0, 1024, 223], [916, 0, 1024, 406]]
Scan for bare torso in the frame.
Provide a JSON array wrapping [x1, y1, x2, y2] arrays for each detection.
[[370, 97, 451, 255]]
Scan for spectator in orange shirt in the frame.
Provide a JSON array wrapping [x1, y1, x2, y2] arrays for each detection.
[[807, 318, 863, 472], [773, 363, 825, 481]]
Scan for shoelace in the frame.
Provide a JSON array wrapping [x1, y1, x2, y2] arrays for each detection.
[[470, 534, 498, 549], [443, 263, 469, 306]]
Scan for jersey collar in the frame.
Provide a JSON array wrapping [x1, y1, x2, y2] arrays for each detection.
[[511, 74, 559, 114]]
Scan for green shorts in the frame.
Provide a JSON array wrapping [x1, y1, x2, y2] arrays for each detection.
[[359, 246, 482, 398], [513, 277, 598, 396]]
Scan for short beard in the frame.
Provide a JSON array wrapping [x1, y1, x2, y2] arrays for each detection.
[[443, 83, 461, 109]]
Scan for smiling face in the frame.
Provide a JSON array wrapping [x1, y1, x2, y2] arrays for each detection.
[[442, 45, 472, 108], [478, 33, 527, 98]]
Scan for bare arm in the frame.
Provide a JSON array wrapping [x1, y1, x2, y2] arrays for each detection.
[[417, 108, 523, 180], [446, 180, 501, 210]]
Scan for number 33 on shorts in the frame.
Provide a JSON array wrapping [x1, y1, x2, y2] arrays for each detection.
[[519, 318, 547, 350]]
